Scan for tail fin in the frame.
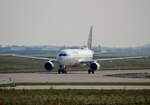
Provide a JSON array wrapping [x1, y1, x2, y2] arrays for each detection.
[[87, 26, 93, 49]]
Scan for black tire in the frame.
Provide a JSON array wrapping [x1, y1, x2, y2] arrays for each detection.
[[58, 69, 61, 74], [58, 69, 67, 74], [91, 70, 94, 74], [88, 69, 91, 74], [62, 69, 65, 74], [64, 70, 67, 74]]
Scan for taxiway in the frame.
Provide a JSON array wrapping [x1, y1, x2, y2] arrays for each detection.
[[0, 70, 150, 89]]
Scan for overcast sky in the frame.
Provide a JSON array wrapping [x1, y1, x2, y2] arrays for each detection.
[[0, 0, 150, 47]]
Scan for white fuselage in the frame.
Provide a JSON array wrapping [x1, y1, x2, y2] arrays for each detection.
[[57, 48, 93, 66]]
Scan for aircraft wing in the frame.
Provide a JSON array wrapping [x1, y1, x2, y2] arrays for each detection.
[[95, 56, 148, 62], [80, 56, 148, 63], [12, 54, 57, 62]]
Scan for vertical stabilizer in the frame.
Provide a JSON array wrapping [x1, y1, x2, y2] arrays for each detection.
[[87, 26, 93, 49]]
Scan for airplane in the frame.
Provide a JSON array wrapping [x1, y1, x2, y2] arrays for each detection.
[[13, 26, 147, 74]]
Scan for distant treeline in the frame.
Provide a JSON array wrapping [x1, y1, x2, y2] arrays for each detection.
[[0, 44, 150, 54]]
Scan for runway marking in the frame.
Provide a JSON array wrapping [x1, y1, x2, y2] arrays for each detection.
[[1, 85, 150, 90]]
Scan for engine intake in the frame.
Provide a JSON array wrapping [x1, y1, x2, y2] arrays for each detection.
[[44, 61, 54, 71], [90, 62, 100, 71]]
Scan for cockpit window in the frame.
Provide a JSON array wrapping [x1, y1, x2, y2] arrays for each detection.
[[59, 53, 67, 56]]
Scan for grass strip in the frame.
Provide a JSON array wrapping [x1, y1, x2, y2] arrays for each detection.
[[0, 89, 150, 105], [1, 82, 150, 87]]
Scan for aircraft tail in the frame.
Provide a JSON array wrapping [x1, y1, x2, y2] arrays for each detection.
[[87, 26, 93, 49]]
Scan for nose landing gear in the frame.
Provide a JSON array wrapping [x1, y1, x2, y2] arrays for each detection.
[[58, 65, 67, 74]]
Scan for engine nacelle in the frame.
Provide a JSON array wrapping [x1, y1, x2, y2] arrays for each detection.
[[44, 61, 54, 71], [90, 62, 100, 71]]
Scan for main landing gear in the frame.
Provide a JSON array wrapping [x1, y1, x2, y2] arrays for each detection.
[[58, 65, 67, 74], [88, 69, 95, 74]]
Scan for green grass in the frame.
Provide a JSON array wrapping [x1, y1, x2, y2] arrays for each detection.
[[0, 89, 150, 105], [1, 82, 150, 87], [0, 55, 45, 70], [0, 53, 150, 73]]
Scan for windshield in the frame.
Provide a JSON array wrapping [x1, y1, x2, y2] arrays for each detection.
[[59, 53, 67, 56]]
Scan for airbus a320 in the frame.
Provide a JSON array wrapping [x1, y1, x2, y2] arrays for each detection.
[[14, 26, 146, 74]]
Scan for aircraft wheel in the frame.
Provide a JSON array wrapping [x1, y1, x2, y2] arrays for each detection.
[[62, 69, 65, 74], [88, 69, 91, 74], [91, 70, 94, 74], [58, 69, 67, 74], [88, 69, 95, 74], [64, 70, 67, 74], [58, 69, 61, 74]]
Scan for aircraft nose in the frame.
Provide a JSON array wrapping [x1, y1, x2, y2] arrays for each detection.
[[57, 56, 64, 64], [57, 56, 70, 65]]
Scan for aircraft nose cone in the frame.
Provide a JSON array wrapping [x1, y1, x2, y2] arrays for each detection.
[[57, 57, 64, 64]]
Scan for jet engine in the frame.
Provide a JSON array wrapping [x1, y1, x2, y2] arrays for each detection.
[[90, 62, 100, 71], [44, 61, 54, 71]]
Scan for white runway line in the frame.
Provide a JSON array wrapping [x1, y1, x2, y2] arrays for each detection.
[[1, 85, 150, 90]]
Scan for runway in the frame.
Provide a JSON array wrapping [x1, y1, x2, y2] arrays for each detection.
[[0, 70, 150, 89], [0, 70, 150, 83]]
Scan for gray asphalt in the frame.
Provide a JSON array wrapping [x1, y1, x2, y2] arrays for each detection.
[[0, 70, 150, 89]]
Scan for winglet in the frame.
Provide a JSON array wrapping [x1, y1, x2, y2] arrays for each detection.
[[87, 26, 93, 49]]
